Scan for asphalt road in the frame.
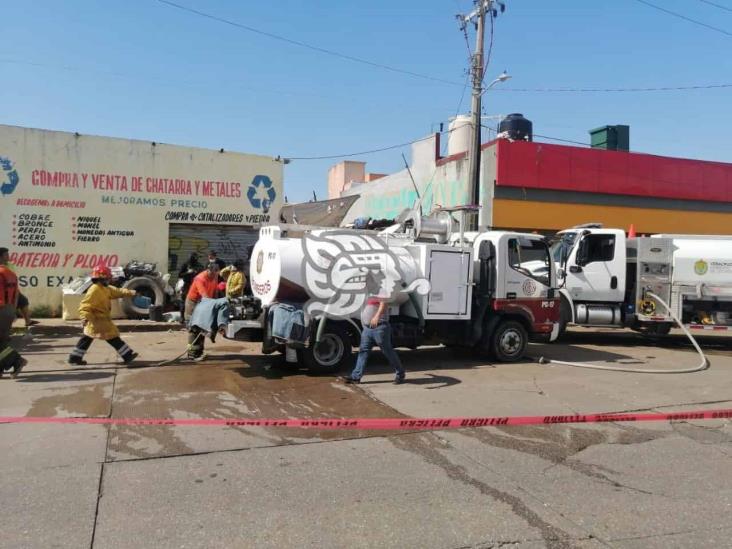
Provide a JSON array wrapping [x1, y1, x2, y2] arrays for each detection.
[[1, 323, 730, 548]]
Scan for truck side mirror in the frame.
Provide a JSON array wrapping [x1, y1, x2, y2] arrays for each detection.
[[569, 265, 583, 274]]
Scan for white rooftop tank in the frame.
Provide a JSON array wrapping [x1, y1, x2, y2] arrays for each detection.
[[447, 115, 472, 156]]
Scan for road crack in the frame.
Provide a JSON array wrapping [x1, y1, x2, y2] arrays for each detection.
[[88, 367, 118, 549], [390, 432, 582, 549]]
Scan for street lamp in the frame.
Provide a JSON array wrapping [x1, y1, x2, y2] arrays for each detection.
[[480, 71, 511, 97], [466, 70, 510, 230]]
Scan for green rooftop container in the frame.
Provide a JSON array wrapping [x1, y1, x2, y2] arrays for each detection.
[[589, 125, 630, 151]]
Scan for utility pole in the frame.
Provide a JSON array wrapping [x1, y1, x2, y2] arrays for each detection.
[[458, 1, 505, 230]]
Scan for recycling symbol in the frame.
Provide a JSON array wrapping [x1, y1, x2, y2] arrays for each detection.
[[247, 175, 276, 210], [0, 157, 19, 196]]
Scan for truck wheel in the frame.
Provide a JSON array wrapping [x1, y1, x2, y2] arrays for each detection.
[[121, 277, 164, 319], [301, 323, 354, 374], [558, 296, 572, 339], [640, 322, 673, 337], [491, 320, 528, 362]]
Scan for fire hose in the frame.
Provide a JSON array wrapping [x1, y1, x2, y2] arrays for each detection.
[[538, 292, 710, 374], [154, 331, 204, 367]]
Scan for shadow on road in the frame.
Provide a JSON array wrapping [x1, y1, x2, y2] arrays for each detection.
[[15, 371, 115, 383], [561, 329, 732, 355], [361, 373, 460, 389], [531, 342, 643, 364]]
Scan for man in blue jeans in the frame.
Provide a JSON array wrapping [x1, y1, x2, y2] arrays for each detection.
[[344, 296, 405, 385]]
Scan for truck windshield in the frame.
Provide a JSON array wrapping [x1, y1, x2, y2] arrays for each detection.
[[550, 233, 577, 264], [508, 237, 551, 287]]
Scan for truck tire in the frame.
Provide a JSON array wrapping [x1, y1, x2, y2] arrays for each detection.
[[491, 320, 528, 362], [121, 277, 164, 319], [639, 322, 673, 337], [301, 323, 354, 374]]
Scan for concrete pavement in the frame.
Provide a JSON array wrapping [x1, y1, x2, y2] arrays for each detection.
[[0, 325, 730, 548]]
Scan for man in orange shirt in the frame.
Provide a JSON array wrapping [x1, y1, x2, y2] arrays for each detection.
[[185, 262, 220, 315], [185, 262, 220, 361], [0, 247, 26, 378]]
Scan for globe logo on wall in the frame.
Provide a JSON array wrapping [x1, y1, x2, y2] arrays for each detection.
[[247, 175, 276, 211], [0, 156, 19, 196]]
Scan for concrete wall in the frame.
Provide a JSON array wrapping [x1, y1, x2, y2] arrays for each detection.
[[327, 161, 366, 199], [0, 124, 283, 313], [340, 134, 497, 225]]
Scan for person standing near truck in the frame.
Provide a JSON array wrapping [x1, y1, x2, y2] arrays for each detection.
[[220, 260, 246, 299], [0, 247, 26, 378], [344, 293, 405, 385], [178, 252, 203, 322], [67, 265, 139, 366], [185, 262, 220, 361]]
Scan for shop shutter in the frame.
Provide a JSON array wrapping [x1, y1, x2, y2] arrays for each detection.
[[168, 224, 259, 282]]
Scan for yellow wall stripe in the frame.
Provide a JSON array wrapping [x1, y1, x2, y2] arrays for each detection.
[[494, 199, 732, 235]]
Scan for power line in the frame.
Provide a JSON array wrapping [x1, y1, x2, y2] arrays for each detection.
[[6, 55, 731, 98], [454, 23, 474, 117], [289, 125, 588, 162], [481, 124, 588, 146], [696, 0, 732, 14], [290, 123, 476, 161], [0, 58, 324, 98], [454, 74, 470, 117], [155, 0, 462, 87], [533, 134, 589, 147], [492, 82, 732, 92], [481, 11, 495, 82], [287, 134, 437, 161], [632, 0, 732, 37]]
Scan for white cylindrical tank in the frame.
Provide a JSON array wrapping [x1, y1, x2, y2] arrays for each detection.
[[447, 115, 472, 156], [250, 227, 421, 308], [668, 237, 732, 285], [250, 226, 306, 306]]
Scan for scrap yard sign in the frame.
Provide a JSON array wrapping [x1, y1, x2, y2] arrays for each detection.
[[0, 124, 283, 312]]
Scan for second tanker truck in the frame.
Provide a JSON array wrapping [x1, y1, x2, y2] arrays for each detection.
[[551, 224, 732, 337]]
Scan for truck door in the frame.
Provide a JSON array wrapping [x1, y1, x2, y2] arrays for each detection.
[[566, 231, 626, 303]]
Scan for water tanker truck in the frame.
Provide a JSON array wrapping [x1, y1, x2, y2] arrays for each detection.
[[227, 207, 560, 373], [551, 224, 732, 336]]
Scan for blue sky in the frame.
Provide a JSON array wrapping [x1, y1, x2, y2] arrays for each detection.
[[2, 0, 731, 202]]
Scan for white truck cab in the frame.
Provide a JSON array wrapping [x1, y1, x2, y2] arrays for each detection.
[[552, 224, 732, 336], [554, 227, 626, 304]]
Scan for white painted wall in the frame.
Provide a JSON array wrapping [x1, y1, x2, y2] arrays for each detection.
[[0, 125, 283, 313]]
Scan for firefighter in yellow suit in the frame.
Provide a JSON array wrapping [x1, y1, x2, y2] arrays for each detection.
[[220, 259, 247, 299], [67, 265, 139, 366]]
